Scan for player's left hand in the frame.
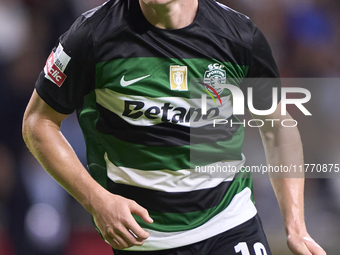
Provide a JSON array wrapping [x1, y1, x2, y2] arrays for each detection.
[[287, 232, 326, 255]]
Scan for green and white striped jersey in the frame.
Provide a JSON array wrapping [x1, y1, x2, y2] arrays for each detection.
[[35, 0, 280, 251]]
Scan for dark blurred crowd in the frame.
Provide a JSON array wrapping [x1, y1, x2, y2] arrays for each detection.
[[0, 0, 339, 254]]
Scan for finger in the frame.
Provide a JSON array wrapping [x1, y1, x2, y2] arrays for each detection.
[[105, 237, 121, 250], [292, 246, 312, 255], [119, 228, 146, 246], [128, 228, 139, 239], [287, 239, 312, 255], [110, 223, 146, 247], [112, 239, 123, 250], [125, 216, 150, 241], [129, 201, 153, 224], [128, 229, 146, 246], [304, 238, 326, 255], [104, 227, 132, 249], [112, 233, 131, 249]]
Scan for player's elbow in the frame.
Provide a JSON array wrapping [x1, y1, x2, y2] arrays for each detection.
[[22, 110, 36, 148], [22, 109, 44, 150]]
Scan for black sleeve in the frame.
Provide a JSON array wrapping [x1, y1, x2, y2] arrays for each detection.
[[35, 15, 95, 114], [241, 25, 281, 110]]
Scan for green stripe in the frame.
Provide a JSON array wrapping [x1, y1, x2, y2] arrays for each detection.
[[95, 57, 248, 98], [134, 172, 253, 232], [78, 91, 244, 172]]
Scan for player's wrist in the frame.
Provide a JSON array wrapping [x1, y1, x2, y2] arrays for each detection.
[[81, 183, 111, 215], [285, 220, 307, 237]]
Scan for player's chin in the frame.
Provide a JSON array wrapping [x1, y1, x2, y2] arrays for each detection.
[[141, 0, 177, 6]]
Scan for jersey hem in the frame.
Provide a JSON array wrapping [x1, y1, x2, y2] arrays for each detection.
[[121, 187, 257, 251]]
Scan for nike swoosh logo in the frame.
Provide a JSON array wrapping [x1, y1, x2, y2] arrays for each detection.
[[120, 74, 151, 87]]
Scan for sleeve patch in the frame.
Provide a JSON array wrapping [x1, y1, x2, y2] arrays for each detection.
[[44, 43, 71, 87]]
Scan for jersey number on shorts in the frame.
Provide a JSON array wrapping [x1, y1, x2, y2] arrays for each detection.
[[234, 242, 267, 255]]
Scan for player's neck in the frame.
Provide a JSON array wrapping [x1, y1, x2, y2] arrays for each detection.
[[139, 0, 198, 29]]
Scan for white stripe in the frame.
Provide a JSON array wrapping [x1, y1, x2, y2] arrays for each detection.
[[124, 188, 257, 251], [105, 153, 245, 192], [95, 88, 233, 127]]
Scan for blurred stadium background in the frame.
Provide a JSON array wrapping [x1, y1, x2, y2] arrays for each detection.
[[0, 0, 339, 254]]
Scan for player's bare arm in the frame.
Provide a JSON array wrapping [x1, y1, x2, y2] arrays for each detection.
[[253, 102, 326, 255], [22, 90, 153, 250]]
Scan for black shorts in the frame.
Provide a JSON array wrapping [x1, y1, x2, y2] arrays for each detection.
[[112, 214, 272, 255]]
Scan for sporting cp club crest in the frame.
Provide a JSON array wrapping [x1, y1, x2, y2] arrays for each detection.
[[203, 63, 226, 95]]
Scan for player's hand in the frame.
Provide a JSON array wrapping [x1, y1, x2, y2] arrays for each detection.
[[287, 232, 326, 255], [90, 192, 153, 250]]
